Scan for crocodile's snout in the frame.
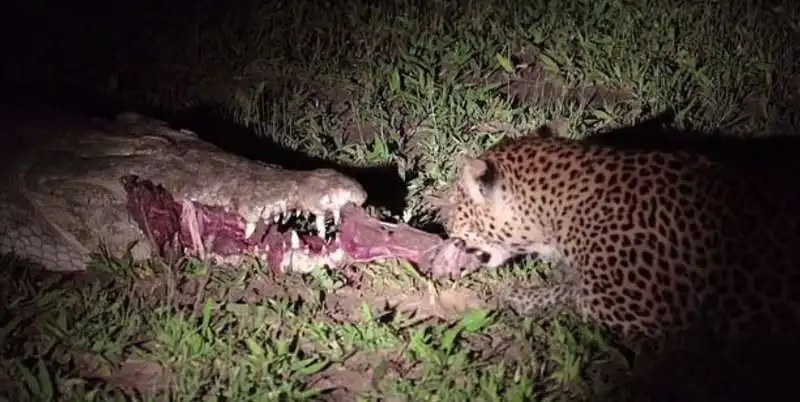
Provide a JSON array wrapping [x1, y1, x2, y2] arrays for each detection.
[[297, 168, 367, 218]]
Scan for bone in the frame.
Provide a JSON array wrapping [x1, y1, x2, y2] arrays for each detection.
[[180, 200, 206, 260], [244, 221, 257, 238], [315, 214, 326, 239]]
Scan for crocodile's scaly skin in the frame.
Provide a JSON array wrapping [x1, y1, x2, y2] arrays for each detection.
[[0, 110, 367, 272]]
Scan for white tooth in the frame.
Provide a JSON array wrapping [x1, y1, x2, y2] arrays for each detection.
[[295, 210, 302, 217], [315, 214, 326, 239], [303, 211, 310, 218], [290, 231, 301, 249], [273, 214, 280, 223], [333, 209, 341, 225], [244, 222, 257, 238]]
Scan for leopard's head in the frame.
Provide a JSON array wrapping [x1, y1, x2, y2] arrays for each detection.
[[436, 153, 552, 268]]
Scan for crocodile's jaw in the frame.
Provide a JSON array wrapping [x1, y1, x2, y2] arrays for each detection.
[[123, 175, 359, 273], [123, 175, 480, 276]]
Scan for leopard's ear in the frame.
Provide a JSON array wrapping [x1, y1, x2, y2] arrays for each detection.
[[459, 156, 500, 205]]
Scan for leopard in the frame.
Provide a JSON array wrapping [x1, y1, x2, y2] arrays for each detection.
[[435, 124, 800, 345]]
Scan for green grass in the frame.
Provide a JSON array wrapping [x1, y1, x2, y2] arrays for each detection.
[[3, 0, 800, 400], [1, 259, 620, 401]]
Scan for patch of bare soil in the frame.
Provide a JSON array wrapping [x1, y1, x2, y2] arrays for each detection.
[[0, 354, 169, 400], [490, 48, 635, 110], [323, 272, 489, 324], [494, 63, 634, 110], [307, 350, 390, 401], [71, 354, 170, 396], [311, 363, 372, 401]]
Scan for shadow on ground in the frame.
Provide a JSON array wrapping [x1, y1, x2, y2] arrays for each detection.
[[620, 339, 800, 402], [586, 110, 800, 176]]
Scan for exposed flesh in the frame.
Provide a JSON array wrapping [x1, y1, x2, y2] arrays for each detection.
[[123, 175, 478, 277]]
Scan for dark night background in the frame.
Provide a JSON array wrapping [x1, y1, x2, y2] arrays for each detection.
[[2, 0, 800, 400]]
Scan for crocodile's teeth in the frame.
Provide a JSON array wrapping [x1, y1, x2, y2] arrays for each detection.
[[290, 230, 301, 249], [320, 194, 332, 207], [333, 209, 341, 225], [302, 211, 311, 219], [315, 214, 326, 239], [273, 213, 280, 223], [244, 221, 257, 238]]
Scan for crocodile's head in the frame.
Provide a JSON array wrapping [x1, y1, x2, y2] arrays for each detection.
[[0, 110, 477, 277]]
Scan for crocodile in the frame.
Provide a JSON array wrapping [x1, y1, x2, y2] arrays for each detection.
[[0, 109, 476, 276]]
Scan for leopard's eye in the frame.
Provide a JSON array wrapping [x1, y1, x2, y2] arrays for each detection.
[[465, 249, 491, 264]]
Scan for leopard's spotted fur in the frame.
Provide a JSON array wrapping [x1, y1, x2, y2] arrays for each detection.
[[438, 127, 800, 341]]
